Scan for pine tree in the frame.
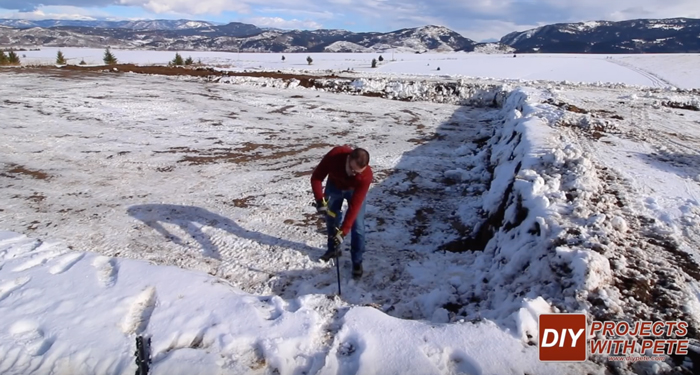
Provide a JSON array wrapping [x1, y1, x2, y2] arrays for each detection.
[[56, 50, 67, 65], [185, 56, 193, 65], [306, 56, 313, 65], [172, 53, 184, 66], [378, 55, 384, 62], [371, 58, 377, 68], [103, 47, 117, 65], [0, 50, 7, 65], [80, 59, 86, 65], [281, 55, 285, 61], [7, 50, 20, 65]]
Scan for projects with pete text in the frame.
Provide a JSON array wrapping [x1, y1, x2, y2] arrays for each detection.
[[538, 313, 690, 361]]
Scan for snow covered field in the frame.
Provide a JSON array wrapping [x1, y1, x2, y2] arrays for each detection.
[[16, 47, 700, 89], [1, 50, 700, 374]]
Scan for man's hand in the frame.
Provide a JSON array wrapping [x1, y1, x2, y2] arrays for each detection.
[[314, 198, 328, 214], [333, 227, 345, 247]]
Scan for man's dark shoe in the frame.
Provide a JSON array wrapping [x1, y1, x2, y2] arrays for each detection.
[[320, 249, 341, 262], [352, 263, 363, 278]]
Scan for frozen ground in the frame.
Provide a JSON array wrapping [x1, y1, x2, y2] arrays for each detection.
[[1, 50, 700, 374]]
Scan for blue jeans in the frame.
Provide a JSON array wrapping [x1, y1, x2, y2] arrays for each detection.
[[325, 181, 366, 265]]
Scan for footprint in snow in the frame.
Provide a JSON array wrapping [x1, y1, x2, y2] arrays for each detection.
[[8, 319, 54, 356], [92, 256, 118, 288], [49, 253, 85, 275], [448, 349, 482, 375], [0, 276, 32, 302], [12, 249, 69, 272], [422, 344, 482, 375], [255, 295, 301, 321]]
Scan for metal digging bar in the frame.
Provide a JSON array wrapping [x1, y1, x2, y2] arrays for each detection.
[[135, 335, 151, 375], [326, 208, 342, 296]]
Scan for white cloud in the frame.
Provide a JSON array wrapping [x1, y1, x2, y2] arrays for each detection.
[[117, 0, 251, 15], [258, 8, 336, 20], [241, 16, 322, 29], [0, 5, 110, 20]]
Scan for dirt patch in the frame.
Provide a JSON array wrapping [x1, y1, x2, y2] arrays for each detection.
[[200, 119, 223, 127], [26, 220, 41, 230], [408, 133, 443, 145], [37, 64, 344, 81], [27, 192, 46, 203], [230, 195, 256, 208], [400, 109, 422, 126], [409, 207, 434, 244], [293, 170, 314, 177], [557, 119, 619, 141], [269, 105, 295, 115], [544, 99, 627, 120], [544, 98, 589, 114], [330, 130, 350, 137], [293, 212, 326, 234], [321, 107, 373, 116], [2, 164, 51, 180], [170, 142, 332, 166]]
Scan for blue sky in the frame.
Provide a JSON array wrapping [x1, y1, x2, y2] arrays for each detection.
[[0, 0, 698, 41]]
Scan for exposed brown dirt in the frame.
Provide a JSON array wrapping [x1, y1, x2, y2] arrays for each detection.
[[231, 195, 256, 208], [11, 64, 348, 84], [293, 170, 314, 177], [2, 164, 51, 180], [156, 142, 333, 166], [269, 105, 296, 114], [294, 212, 326, 233]]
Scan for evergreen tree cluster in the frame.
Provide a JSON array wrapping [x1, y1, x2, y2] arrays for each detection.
[[0, 49, 21, 65], [170, 53, 195, 66]]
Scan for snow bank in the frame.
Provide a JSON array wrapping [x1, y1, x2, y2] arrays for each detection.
[[448, 87, 618, 341], [213, 74, 510, 106]]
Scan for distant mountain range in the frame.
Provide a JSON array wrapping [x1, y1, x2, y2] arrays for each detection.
[[500, 18, 700, 53], [0, 19, 217, 30], [0, 17, 698, 53], [0, 21, 477, 53]]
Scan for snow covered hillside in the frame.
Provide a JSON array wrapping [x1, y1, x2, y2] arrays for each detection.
[[1, 54, 700, 374]]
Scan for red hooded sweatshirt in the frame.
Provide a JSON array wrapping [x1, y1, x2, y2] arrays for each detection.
[[311, 145, 373, 236]]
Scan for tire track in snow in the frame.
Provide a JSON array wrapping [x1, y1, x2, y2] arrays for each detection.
[[606, 59, 675, 88]]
